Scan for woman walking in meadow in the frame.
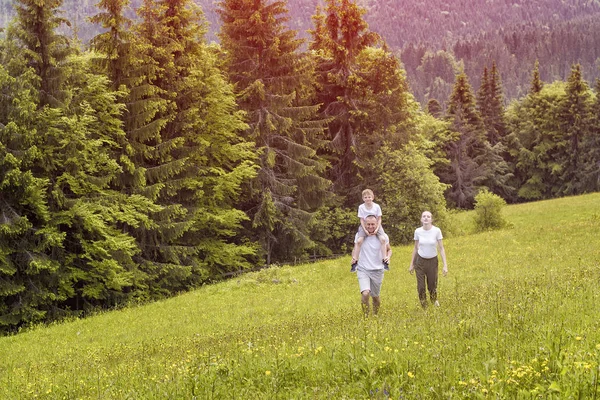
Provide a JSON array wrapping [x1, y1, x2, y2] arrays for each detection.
[[409, 211, 448, 308]]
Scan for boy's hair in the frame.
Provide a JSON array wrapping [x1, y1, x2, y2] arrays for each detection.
[[362, 189, 374, 197]]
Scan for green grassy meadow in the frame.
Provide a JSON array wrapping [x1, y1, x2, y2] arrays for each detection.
[[1, 193, 599, 399]]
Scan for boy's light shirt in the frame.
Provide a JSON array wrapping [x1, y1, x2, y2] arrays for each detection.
[[358, 202, 382, 219]]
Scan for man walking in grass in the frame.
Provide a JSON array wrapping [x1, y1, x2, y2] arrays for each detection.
[[353, 215, 392, 316]]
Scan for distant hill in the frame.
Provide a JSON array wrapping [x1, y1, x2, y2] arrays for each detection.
[[3, 0, 599, 47], [363, 0, 600, 49], [2, 0, 600, 105]]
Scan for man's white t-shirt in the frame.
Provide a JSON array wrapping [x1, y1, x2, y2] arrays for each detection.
[[414, 226, 443, 258], [358, 234, 388, 270]]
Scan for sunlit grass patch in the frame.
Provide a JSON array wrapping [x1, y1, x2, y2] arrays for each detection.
[[1, 193, 599, 398]]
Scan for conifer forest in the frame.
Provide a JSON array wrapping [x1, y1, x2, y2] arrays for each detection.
[[0, 0, 599, 332]]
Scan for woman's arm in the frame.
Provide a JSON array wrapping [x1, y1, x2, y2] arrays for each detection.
[[409, 240, 419, 274], [438, 239, 448, 276]]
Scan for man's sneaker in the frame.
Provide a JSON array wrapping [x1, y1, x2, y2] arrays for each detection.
[[383, 260, 390, 271], [350, 261, 358, 273]]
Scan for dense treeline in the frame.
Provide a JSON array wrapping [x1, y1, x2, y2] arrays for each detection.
[[4, 0, 599, 47], [0, 0, 599, 333], [403, 15, 600, 107], [3, 0, 600, 106], [367, 0, 600, 48]]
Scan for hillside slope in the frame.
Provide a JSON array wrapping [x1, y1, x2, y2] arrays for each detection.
[[1, 193, 599, 398]]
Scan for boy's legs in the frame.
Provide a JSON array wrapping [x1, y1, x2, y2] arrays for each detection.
[[377, 233, 389, 269], [352, 236, 364, 262]]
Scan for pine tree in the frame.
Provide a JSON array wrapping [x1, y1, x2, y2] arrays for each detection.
[[426, 98, 443, 118], [11, 0, 73, 107], [89, 0, 137, 91], [0, 0, 146, 328], [309, 0, 381, 204], [443, 71, 488, 208], [506, 82, 565, 200], [556, 64, 592, 195], [130, 0, 258, 290], [218, 0, 330, 265], [477, 62, 509, 145], [0, 62, 65, 330], [530, 60, 543, 95], [580, 79, 600, 192], [476, 62, 515, 201]]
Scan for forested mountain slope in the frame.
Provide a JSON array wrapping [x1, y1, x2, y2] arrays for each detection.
[[365, 0, 600, 49], [3, 0, 599, 45], [403, 14, 600, 105], [1, 0, 600, 103]]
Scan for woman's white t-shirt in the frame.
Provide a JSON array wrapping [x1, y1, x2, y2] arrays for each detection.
[[414, 226, 443, 258]]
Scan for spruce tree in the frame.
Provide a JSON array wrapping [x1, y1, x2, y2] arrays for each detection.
[[348, 46, 417, 193], [130, 0, 257, 290], [530, 60, 543, 95], [476, 62, 509, 145], [0, 0, 146, 328], [11, 0, 72, 106], [89, 0, 137, 91], [426, 98, 443, 118], [580, 79, 600, 192], [48, 53, 143, 311], [476, 62, 515, 201], [505, 82, 565, 200], [443, 71, 488, 208], [218, 0, 330, 265], [556, 64, 592, 195], [309, 0, 381, 204], [0, 62, 65, 330], [310, 0, 419, 210], [90, 0, 171, 297]]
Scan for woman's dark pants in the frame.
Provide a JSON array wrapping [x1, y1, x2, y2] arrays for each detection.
[[415, 254, 438, 307]]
